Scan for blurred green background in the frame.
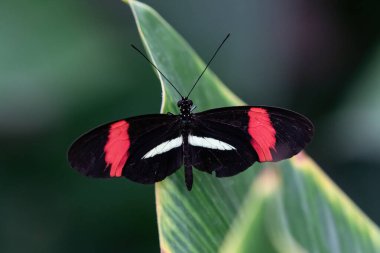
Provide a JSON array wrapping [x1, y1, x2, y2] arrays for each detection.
[[1, 0, 379, 252]]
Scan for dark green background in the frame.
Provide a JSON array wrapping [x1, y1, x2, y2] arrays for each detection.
[[1, 0, 379, 252]]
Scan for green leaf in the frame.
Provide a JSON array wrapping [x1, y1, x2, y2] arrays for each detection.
[[221, 156, 380, 253], [126, 1, 380, 252]]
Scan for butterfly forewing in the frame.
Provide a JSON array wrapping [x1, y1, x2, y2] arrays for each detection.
[[68, 114, 183, 184], [191, 106, 314, 176], [261, 107, 314, 161]]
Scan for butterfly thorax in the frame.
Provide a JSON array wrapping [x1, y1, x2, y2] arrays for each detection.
[[178, 98, 193, 122]]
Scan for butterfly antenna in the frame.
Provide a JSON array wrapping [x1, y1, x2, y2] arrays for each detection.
[[131, 44, 184, 99], [186, 33, 230, 99]]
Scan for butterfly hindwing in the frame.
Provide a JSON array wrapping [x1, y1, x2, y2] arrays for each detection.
[[123, 115, 183, 183], [189, 115, 257, 177], [191, 106, 314, 176], [68, 114, 183, 184]]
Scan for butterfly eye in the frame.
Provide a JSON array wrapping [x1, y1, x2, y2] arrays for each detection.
[[177, 101, 182, 106], [189, 100, 193, 106]]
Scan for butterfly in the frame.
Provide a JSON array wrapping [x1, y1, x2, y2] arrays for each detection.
[[68, 34, 314, 191]]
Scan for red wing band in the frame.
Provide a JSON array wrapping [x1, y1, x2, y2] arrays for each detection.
[[104, 120, 130, 177], [248, 108, 276, 162]]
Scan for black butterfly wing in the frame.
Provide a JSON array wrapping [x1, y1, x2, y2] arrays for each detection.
[[189, 116, 257, 177], [191, 106, 314, 177], [68, 114, 183, 184]]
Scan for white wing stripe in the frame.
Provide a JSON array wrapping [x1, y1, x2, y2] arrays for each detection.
[[142, 136, 183, 159], [188, 135, 236, 150]]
